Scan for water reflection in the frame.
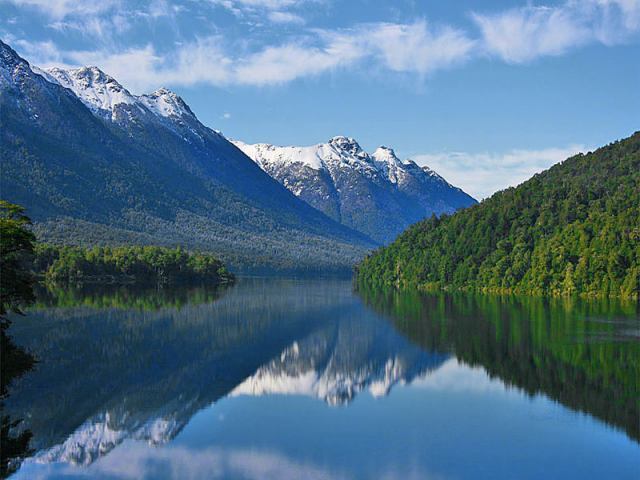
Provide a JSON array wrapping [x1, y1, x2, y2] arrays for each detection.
[[2, 279, 638, 479], [356, 284, 640, 442], [5, 279, 446, 471], [1, 333, 35, 478]]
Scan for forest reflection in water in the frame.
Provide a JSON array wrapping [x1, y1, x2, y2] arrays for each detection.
[[2, 278, 639, 480], [356, 282, 640, 442]]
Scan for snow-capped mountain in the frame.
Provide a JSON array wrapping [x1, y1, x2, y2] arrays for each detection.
[[36, 65, 139, 119], [0, 40, 375, 273], [40, 65, 211, 145], [231, 324, 447, 405], [234, 136, 476, 243]]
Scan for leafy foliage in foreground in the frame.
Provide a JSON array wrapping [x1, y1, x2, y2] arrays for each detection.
[[32, 245, 235, 286], [356, 133, 640, 298], [0, 201, 36, 478]]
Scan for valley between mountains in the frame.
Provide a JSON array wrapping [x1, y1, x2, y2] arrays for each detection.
[[0, 40, 475, 274]]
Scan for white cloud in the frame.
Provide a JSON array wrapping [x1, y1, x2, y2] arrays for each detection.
[[12, 19, 475, 89], [414, 144, 587, 200], [268, 11, 306, 24], [233, 41, 359, 85], [473, 0, 640, 63], [358, 21, 476, 75], [3, 0, 122, 19], [473, 6, 590, 63], [585, 0, 640, 44], [26, 444, 350, 480], [7, 1, 639, 91], [48, 14, 132, 42], [214, 0, 310, 9]]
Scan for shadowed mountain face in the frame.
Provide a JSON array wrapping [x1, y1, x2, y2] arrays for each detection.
[[0, 41, 375, 273], [234, 136, 476, 244], [2, 280, 447, 468]]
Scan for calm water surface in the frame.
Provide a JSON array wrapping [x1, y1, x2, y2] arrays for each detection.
[[3, 278, 639, 480]]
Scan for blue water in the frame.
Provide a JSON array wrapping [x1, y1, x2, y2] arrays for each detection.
[[4, 278, 639, 480]]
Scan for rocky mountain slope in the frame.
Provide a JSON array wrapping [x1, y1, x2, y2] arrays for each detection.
[[0, 40, 375, 273], [234, 136, 476, 243]]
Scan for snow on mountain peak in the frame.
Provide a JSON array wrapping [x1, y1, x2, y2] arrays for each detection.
[[373, 146, 400, 164], [421, 164, 446, 181], [44, 65, 137, 117], [139, 87, 195, 119], [233, 140, 327, 170], [372, 146, 405, 183], [329, 135, 364, 156], [41, 64, 196, 124]]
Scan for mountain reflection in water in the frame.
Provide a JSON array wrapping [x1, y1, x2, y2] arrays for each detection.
[[356, 283, 640, 442], [3, 278, 639, 480]]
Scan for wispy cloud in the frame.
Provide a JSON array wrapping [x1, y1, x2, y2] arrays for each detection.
[[472, 6, 590, 63], [268, 11, 306, 24], [233, 42, 353, 85], [3, 0, 122, 19], [4, 0, 639, 91], [354, 21, 476, 75], [11, 20, 475, 90], [472, 0, 640, 63], [212, 0, 315, 9], [414, 144, 587, 200]]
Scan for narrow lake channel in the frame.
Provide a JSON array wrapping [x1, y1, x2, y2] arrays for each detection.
[[4, 278, 639, 480]]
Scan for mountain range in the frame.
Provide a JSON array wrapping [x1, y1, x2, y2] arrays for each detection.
[[234, 137, 475, 243], [0, 39, 475, 271]]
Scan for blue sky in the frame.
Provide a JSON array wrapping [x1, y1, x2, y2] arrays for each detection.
[[1, 0, 639, 198]]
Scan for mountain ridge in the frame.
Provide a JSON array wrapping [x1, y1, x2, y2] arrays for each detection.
[[0, 40, 375, 273], [233, 136, 476, 243]]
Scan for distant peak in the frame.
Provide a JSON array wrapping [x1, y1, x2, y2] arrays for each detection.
[[147, 86, 174, 97], [375, 145, 395, 155], [67, 65, 114, 83], [329, 136, 363, 156], [373, 146, 401, 164], [140, 87, 195, 119], [43, 64, 136, 117]]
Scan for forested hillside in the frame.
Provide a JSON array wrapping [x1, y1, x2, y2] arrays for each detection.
[[356, 133, 639, 298], [0, 40, 374, 274]]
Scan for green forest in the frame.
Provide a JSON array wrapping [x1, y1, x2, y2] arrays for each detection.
[[355, 132, 640, 298], [32, 245, 235, 286], [1, 201, 235, 288]]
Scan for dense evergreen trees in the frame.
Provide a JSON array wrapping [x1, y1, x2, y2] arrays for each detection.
[[356, 133, 639, 298], [32, 245, 235, 286]]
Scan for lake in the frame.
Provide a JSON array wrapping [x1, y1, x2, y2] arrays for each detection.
[[3, 278, 639, 480]]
